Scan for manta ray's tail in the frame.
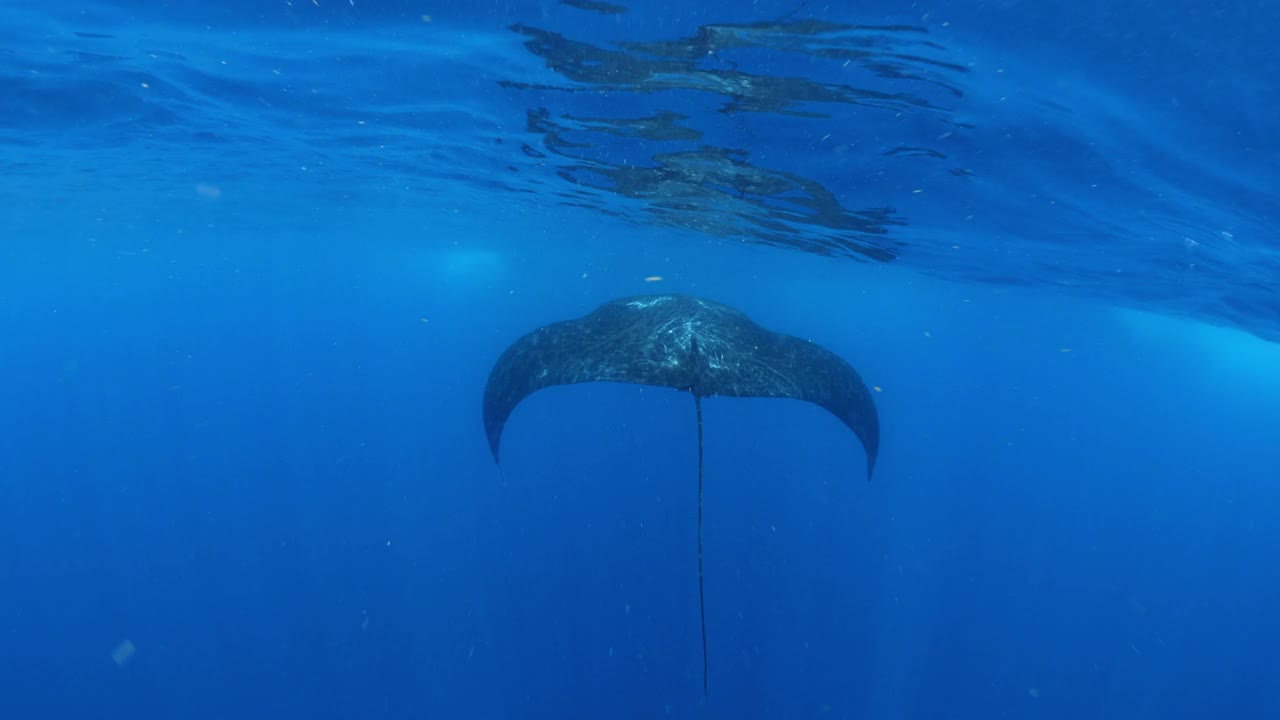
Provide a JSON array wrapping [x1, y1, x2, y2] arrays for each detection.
[[695, 394, 708, 696]]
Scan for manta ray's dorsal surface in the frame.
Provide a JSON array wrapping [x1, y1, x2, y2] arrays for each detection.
[[481, 293, 880, 694], [483, 294, 879, 475]]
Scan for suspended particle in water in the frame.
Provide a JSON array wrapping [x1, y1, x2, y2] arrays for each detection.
[[111, 639, 136, 667]]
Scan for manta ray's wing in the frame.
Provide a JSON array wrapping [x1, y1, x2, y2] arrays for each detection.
[[483, 294, 879, 477], [694, 325, 880, 478], [483, 298, 697, 462]]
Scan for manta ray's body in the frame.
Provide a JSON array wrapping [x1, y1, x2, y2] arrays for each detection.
[[484, 293, 878, 474], [482, 293, 880, 693]]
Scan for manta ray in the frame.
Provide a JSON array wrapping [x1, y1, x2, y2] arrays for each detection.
[[482, 293, 880, 694]]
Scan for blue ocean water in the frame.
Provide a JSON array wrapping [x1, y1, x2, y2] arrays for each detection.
[[1, 0, 1278, 717]]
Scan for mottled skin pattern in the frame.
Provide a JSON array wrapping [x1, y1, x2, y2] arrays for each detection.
[[483, 293, 880, 477]]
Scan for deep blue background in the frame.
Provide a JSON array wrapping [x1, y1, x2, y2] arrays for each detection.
[[1, 1, 1279, 718]]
